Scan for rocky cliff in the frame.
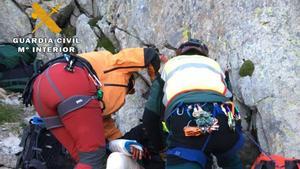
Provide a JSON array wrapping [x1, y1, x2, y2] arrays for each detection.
[[0, 0, 299, 168]]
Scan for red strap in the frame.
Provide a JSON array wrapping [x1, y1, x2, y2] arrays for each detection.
[[75, 163, 92, 169]]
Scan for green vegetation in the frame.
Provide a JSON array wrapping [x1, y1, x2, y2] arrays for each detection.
[[0, 104, 22, 124], [96, 36, 116, 54], [239, 60, 255, 77], [61, 25, 76, 38], [88, 17, 101, 27], [19, 121, 27, 129]]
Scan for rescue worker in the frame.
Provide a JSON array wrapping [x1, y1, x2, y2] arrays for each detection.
[[143, 39, 244, 169], [22, 47, 161, 169]]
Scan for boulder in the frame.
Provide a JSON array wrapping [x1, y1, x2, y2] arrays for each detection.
[[114, 28, 143, 49], [75, 14, 98, 53], [97, 18, 120, 50], [34, 21, 63, 60], [0, 127, 22, 169], [0, 0, 32, 42], [70, 5, 81, 27], [14, 0, 40, 8], [40, 0, 75, 27]]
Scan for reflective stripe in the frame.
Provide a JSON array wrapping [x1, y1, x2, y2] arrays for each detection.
[[165, 62, 223, 82], [43, 116, 63, 130], [161, 55, 227, 106], [162, 55, 224, 79], [57, 95, 97, 118], [79, 147, 106, 169]]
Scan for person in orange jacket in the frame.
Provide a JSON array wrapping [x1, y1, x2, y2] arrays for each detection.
[[22, 48, 161, 169]]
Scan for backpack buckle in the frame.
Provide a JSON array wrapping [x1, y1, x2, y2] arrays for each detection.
[[64, 54, 76, 72]]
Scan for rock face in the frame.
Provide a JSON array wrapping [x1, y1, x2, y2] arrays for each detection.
[[115, 71, 150, 134], [76, 0, 93, 16], [0, 0, 32, 42], [100, 0, 300, 158], [0, 123, 23, 169], [0, 127, 23, 169], [97, 18, 121, 50]]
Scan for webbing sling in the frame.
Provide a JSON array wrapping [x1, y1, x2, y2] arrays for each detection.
[[57, 95, 97, 117], [79, 147, 106, 169], [43, 116, 63, 130], [166, 135, 211, 169], [43, 95, 98, 130], [166, 147, 208, 168]]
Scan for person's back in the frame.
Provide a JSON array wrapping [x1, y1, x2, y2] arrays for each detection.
[[22, 48, 161, 169], [143, 39, 244, 169]]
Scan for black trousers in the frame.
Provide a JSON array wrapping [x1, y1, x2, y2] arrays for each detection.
[[166, 104, 242, 168]]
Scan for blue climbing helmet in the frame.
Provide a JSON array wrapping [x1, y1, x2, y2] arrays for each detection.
[[176, 39, 209, 56]]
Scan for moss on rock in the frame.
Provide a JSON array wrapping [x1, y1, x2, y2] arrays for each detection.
[[239, 60, 255, 77], [96, 36, 116, 54], [61, 25, 76, 38], [88, 17, 101, 27]]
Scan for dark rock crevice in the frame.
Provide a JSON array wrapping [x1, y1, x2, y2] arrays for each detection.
[[74, 0, 93, 18]]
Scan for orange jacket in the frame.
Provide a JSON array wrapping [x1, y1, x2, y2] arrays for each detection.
[[79, 48, 160, 140]]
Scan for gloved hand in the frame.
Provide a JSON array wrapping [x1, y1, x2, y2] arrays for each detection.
[[148, 54, 168, 81]]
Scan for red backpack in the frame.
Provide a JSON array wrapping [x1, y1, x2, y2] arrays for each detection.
[[251, 153, 300, 169]]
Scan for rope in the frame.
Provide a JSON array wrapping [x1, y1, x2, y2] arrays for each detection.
[[241, 130, 275, 162]]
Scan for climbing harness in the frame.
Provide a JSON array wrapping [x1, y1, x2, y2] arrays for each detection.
[[166, 103, 245, 168], [22, 54, 105, 130], [167, 101, 242, 137], [170, 102, 220, 137], [166, 104, 219, 168]]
